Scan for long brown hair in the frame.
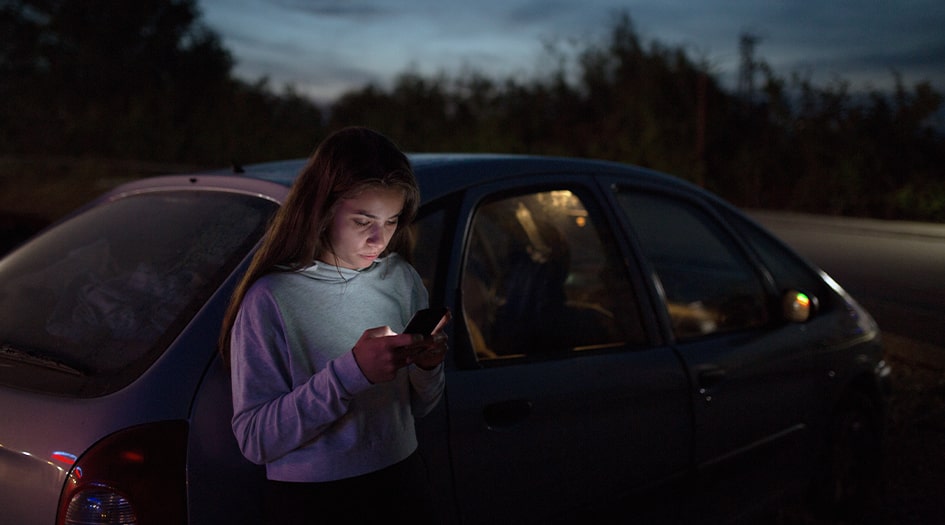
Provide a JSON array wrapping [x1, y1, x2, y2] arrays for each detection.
[[218, 127, 420, 363]]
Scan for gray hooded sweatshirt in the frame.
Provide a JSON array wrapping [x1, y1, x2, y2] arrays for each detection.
[[229, 254, 445, 482]]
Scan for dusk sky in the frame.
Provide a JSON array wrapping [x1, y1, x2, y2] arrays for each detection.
[[198, 0, 945, 105]]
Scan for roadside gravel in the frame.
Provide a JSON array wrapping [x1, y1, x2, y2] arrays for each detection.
[[874, 334, 945, 525], [776, 333, 945, 525]]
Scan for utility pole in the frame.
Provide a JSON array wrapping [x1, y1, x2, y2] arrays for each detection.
[[738, 33, 760, 102]]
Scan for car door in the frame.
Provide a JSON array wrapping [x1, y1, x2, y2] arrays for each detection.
[[610, 186, 818, 516], [417, 177, 693, 524]]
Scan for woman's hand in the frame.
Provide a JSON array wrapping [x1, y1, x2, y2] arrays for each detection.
[[351, 309, 451, 382], [405, 309, 451, 370], [407, 331, 448, 370], [351, 327, 424, 383]]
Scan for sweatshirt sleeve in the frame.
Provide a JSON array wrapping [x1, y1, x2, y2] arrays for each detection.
[[403, 262, 446, 417], [229, 285, 372, 465], [408, 362, 446, 417]]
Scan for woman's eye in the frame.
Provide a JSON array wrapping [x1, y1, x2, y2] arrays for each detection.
[[354, 219, 370, 227]]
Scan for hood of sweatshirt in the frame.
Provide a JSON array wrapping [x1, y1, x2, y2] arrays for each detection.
[[292, 254, 395, 283]]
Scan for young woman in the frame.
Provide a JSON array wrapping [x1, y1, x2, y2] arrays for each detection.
[[219, 127, 448, 524]]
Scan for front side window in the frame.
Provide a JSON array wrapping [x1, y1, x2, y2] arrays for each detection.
[[723, 209, 830, 302], [616, 191, 768, 340], [462, 189, 646, 361], [0, 190, 277, 396]]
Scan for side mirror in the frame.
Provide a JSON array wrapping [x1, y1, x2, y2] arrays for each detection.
[[782, 289, 817, 323]]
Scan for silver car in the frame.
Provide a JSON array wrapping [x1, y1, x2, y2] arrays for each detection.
[[0, 154, 890, 524]]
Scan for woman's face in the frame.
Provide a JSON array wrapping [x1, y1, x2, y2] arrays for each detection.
[[323, 186, 406, 270]]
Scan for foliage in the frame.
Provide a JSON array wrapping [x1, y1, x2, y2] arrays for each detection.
[[0, 0, 324, 165], [328, 14, 944, 222], [1, 4, 943, 222]]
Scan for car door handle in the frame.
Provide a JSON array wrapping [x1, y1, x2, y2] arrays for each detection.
[[697, 366, 727, 388], [696, 366, 726, 402], [483, 399, 533, 431]]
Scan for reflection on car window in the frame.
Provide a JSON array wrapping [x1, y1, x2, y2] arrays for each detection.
[[616, 191, 768, 340], [724, 209, 829, 302], [0, 191, 276, 397], [462, 189, 645, 361]]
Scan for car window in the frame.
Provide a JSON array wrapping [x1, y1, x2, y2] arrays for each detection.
[[0, 190, 277, 397], [409, 208, 446, 298], [723, 209, 831, 302], [461, 189, 646, 362], [615, 191, 768, 340]]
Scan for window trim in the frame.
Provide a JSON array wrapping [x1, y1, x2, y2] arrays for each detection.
[[452, 178, 654, 367], [608, 183, 776, 342]]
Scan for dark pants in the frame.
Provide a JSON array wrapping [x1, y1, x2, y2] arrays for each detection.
[[264, 451, 437, 524]]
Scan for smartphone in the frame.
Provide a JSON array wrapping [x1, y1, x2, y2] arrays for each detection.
[[404, 307, 449, 335]]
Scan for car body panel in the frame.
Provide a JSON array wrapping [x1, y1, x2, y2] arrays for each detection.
[[0, 154, 887, 524], [410, 171, 693, 522], [0, 176, 286, 525], [442, 348, 692, 523], [0, 341, 203, 524]]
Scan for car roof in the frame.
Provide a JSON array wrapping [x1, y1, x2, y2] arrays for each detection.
[[230, 153, 690, 203], [91, 153, 701, 211]]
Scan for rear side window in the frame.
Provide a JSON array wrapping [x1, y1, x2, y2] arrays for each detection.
[[0, 190, 276, 397], [460, 189, 647, 362], [616, 191, 768, 340]]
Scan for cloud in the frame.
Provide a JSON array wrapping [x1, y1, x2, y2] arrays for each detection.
[[199, 0, 945, 102], [267, 0, 392, 18]]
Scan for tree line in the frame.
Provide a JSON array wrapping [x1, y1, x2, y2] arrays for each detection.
[[2, 1, 943, 222]]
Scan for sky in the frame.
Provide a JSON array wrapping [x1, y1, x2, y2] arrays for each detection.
[[198, 0, 945, 105]]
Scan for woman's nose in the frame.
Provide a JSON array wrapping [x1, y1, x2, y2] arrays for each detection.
[[367, 223, 386, 245]]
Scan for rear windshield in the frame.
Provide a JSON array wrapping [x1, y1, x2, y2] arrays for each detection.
[[0, 190, 276, 397]]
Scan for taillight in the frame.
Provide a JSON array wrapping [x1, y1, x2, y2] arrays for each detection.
[[57, 421, 188, 525]]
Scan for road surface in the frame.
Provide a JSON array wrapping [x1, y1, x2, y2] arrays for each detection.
[[749, 210, 945, 350]]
